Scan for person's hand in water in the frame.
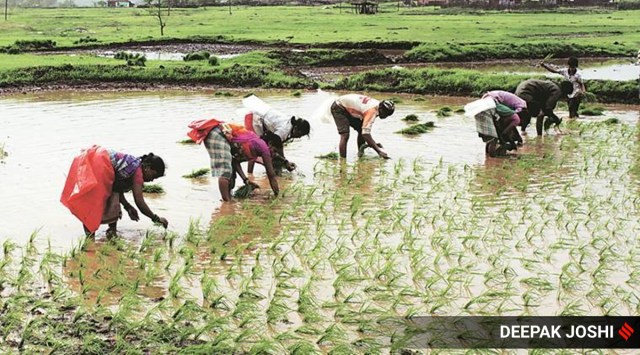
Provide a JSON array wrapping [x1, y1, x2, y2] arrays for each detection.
[[285, 161, 297, 171], [157, 217, 168, 229], [127, 207, 139, 221]]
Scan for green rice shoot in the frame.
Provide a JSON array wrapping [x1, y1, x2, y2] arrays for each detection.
[[316, 152, 339, 160], [395, 121, 435, 135], [402, 114, 419, 122], [234, 184, 256, 199], [142, 184, 164, 193], [182, 168, 210, 178]]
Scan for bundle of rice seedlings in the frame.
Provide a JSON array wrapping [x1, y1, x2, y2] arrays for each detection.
[[402, 114, 419, 122], [183, 168, 210, 178], [579, 106, 605, 116], [316, 152, 339, 160], [142, 184, 164, 193], [436, 106, 453, 117], [395, 122, 435, 135], [234, 184, 256, 199]]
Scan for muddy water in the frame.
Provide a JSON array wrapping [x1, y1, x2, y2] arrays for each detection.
[[0, 90, 491, 250], [1, 90, 638, 252]]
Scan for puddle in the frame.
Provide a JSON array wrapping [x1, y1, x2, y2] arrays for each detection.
[[97, 50, 240, 61]]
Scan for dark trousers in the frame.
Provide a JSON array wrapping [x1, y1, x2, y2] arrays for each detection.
[[568, 96, 582, 118]]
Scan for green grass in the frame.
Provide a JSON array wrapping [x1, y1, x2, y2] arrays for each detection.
[[332, 67, 640, 104], [1, 7, 639, 48]]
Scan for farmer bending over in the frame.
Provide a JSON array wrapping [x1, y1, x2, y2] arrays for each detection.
[[61, 146, 168, 238], [331, 94, 395, 159], [482, 90, 529, 145], [515, 79, 573, 136], [188, 118, 279, 201], [242, 95, 310, 173]]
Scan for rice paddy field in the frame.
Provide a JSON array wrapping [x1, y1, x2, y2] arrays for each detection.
[[1, 90, 639, 352]]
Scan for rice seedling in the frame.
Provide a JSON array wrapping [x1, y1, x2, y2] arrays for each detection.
[[233, 184, 256, 199], [177, 138, 196, 144], [579, 105, 605, 116], [142, 183, 164, 194], [182, 168, 210, 179], [436, 106, 453, 117], [402, 114, 419, 122]]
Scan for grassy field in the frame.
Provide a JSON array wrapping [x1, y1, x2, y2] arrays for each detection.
[[0, 6, 639, 48]]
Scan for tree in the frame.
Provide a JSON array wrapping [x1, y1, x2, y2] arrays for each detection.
[[145, 0, 167, 36]]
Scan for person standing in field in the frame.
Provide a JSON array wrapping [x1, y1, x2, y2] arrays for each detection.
[[187, 118, 280, 201], [61, 146, 169, 238], [515, 79, 573, 136], [330, 94, 395, 159], [541, 57, 587, 119]]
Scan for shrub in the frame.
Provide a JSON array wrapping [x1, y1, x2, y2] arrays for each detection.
[[74, 36, 99, 45], [208, 56, 220, 66], [183, 51, 211, 61]]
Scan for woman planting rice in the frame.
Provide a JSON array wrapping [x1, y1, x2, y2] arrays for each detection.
[[60, 146, 168, 238], [187, 118, 280, 201], [242, 95, 310, 173]]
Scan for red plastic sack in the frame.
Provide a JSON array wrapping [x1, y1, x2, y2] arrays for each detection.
[[60, 146, 115, 232]]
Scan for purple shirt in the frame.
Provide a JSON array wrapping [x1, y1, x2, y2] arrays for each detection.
[[483, 91, 527, 113]]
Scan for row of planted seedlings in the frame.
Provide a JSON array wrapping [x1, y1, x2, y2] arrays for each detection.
[[1, 117, 640, 352]]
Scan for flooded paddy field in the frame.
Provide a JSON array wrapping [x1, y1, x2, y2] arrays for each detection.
[[1, 90, 640, 352]]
